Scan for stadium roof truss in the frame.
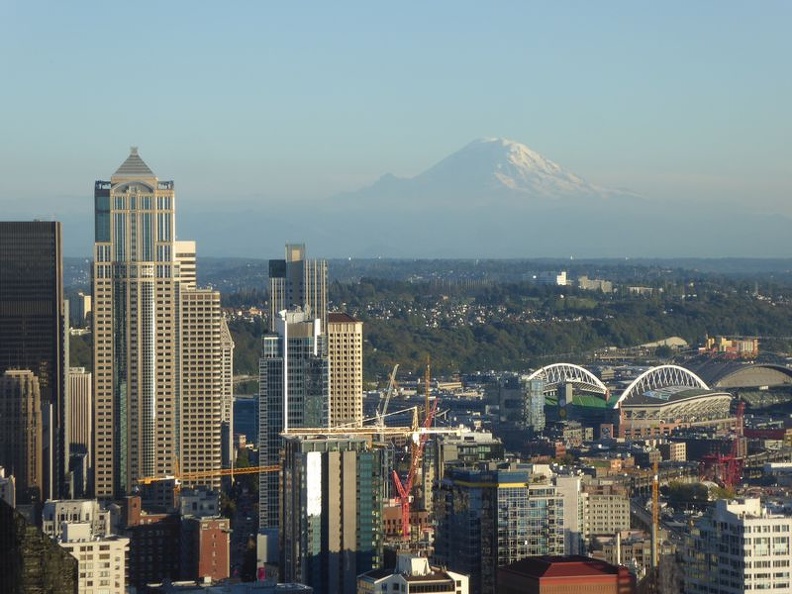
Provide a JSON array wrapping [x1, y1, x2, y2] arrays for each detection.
[[615, 364, 709, 406], [525, 363, 609, 396]]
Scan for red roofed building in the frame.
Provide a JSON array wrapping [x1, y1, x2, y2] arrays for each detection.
[[497, 555, 635, 594]]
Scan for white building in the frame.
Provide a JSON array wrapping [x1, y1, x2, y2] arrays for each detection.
[[686, 498, 792, 593], [357, 553, 468, 594], [58, 521, 129, 594]]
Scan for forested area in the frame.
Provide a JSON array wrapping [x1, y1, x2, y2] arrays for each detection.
[[68, 260, 792, 382], [223, 275, 792, 381]]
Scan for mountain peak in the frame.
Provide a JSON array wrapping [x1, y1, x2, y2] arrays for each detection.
[[340, 137, 638, 208], [413, 137, 590, 196]]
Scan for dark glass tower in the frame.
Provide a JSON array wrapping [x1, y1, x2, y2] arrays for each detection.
[[0, 221, 66, 502]]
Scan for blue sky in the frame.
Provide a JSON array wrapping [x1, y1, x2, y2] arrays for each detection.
[[1, 1, 790, 220]]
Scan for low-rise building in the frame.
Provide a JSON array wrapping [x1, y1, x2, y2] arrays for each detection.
[[497, 555, 634, 594], [357, 553, 468, 594]]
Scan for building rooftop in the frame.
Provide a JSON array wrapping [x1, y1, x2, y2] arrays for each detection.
[[328, 312, 358, 323], [113, 147, 155, 178], [501, 555, 623, 578]]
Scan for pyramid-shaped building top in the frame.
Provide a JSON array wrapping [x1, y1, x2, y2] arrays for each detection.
[[113, 147, 155, 178]]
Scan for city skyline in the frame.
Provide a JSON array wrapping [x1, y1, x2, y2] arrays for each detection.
[[1, 2, 790, 259]]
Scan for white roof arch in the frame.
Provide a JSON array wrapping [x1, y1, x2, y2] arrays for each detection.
[[614, 364, 709, 406], [525, 363, 608, 395]]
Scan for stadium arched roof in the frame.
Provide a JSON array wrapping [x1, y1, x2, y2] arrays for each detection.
[[687, 360, 792, 389], [525, 363, 608, 396], [614, 364, 709, 406]]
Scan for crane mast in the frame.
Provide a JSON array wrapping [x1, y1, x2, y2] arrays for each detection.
[[392, 359, 436, 540]]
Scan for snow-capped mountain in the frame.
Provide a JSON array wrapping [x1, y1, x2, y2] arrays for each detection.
[[342, 137, 637, 207], [152, 137, 791, 260]]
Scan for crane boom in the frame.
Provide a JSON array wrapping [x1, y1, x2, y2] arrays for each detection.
[[138, 464, 280, 486], [377, 364, 399, 431]]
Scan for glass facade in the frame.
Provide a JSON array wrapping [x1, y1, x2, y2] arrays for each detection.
[[0, 221, 65, 501], [435, 465, 565, 594]]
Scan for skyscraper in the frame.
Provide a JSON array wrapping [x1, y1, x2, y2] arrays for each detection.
[[0, 370, 43, 501], [281, 434, 383, 594], [259, 244, 330, 543], [327, 312, 363, 428], [92, 148, 231, 498], [179, 289, 229, 491], [67, 367, 92, 497], [0, 221, 66, 501], [268, 243, 327, 333], [258, 310, 328, 534]]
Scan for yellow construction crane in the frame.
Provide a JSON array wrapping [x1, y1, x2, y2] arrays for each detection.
[[138, 464, 280, 486]]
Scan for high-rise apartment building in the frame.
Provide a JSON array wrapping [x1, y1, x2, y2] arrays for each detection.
[[0, 221, 67, 501], [281, 435, 383, 594], [685, 498, 792, 593], [497, 374, 545, 434], [0, 370, 43, 502], [434, 463, 566, 594], [92, 149, 231, 498], [327, 312, 363, 428], [179, 289, 231, 491]]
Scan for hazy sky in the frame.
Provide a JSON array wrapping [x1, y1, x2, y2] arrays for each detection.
[[1, 1, 790, 219]]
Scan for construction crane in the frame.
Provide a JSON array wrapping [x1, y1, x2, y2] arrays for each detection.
[[698, 400, 745, 488], [376, 364, 400, 436], [392, 359, 436, 540], [651, 459, 659, 570], [138, 465, 280, 487]]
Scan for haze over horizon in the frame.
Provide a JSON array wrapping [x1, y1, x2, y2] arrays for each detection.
[[1, 2, 790, 258]]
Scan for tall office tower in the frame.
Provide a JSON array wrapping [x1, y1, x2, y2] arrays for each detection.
[[434, 463, 565, 594], [685, 498, 792, 593], [67, 367, 92, 496], [281, 435, 383, 594], [0, 221, 67, 501], [0, 371, 43, 502], [258, 310, 328, 547], [268, 243, 327, 333], [93, 148, 180, 498], [327, 312, 363, 428], [92, 148, 230, 498]]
